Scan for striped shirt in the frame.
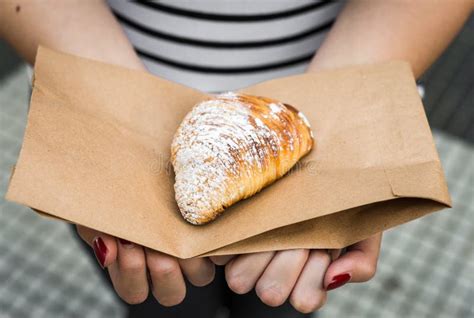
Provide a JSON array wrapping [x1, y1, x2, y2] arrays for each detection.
[[108, 1, 344, 92]]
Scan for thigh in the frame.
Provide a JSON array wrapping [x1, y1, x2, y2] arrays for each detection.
[[229, 290, 313, 318]]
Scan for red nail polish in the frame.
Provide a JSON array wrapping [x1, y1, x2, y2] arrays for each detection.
[[93, 237, 108, 269], [118, 238, 133, 245], [326, 273, 351, 291]]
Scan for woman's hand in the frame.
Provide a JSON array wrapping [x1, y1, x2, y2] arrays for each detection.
[[211, 233, 382, 313], [76, 225, 216, 306]]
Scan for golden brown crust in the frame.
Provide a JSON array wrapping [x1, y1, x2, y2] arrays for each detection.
[[171, 93, 314, 225]]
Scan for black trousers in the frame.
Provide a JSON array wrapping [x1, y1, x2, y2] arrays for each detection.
[[72, 226, 313, 318]]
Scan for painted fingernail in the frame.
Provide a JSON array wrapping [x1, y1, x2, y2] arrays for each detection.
[[326, 273, 351, 291], [118, 238, 134, 247], [93, 237, 108, 269]]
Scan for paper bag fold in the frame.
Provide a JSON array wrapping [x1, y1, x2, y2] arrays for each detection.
[[5, 47, 450, 258]]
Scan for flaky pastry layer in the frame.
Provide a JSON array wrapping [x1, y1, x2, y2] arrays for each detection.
[[171, 93, 314, 225]]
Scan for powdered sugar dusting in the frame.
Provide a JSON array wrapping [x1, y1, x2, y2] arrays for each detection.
[[171, 92, 313, 224], [269, 103, 282, 113]]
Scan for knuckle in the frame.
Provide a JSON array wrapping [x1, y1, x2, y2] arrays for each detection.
[[120, 257, 146, 274], [226, 272, 250, 294], [291, 293, 327, 313], [360, 261, 377, 281], [297, 303, 316, 314], [155, 292, 186, 307], [149, 257, 180, 279], [75, 226, 88, 242], [256, 284, 285, 307], [210, 256, 231, 266], [120, 291, 148, 305], [313, 293, 327, 311], [189, 265, 215, 287]]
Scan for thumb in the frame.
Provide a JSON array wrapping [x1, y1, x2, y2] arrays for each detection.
[[324, 233, 382, 290], [76, 225, 118, 269]]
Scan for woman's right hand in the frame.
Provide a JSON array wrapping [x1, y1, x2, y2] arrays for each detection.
[[76, 225, 215, 305]]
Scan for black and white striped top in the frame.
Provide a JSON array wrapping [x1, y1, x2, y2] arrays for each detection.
[[108, 1, 343, 92]]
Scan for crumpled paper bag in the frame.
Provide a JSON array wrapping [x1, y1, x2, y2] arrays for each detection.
[[5, 47, 451, 258]]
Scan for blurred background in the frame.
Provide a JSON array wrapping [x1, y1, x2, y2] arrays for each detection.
[[1, 13, 473, 318]]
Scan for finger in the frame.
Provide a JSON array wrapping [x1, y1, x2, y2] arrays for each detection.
[[324, 233, 382, 290], [210, 255, 235, 266], [76, 225, 117, 268], [107, 239, 148, 304], [146, 249, 186, 306], [178, 257, 215, 287], [290, 250, 331, 313], [256, 249, 309, 307], [225, 251, 274, 294]]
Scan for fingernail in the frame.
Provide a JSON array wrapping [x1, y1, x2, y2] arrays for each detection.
[[326, 273, 351, 291], [118, 238, 134, 247], [93, 237, 108, 269]]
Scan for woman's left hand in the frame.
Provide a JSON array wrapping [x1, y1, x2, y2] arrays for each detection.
[[210, 233, 382, 313]]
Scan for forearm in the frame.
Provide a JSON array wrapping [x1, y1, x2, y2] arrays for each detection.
[[0, 0, 144, 70], [309, 0, 473, 78]]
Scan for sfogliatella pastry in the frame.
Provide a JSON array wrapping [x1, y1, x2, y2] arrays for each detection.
[[171, 92, 314, 225]]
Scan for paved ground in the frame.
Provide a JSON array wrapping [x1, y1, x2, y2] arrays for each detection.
[[0, 16, 472, 318]]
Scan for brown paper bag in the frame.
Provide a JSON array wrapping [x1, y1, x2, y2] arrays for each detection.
[[5, 47, 451, 258]]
